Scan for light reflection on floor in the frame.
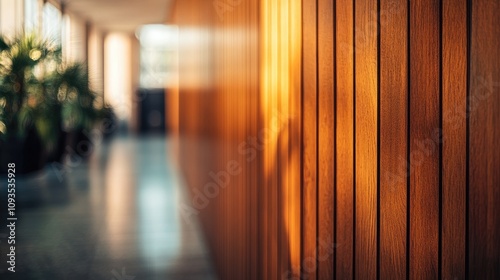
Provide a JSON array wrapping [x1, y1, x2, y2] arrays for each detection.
[[0, 135, 217, 280]]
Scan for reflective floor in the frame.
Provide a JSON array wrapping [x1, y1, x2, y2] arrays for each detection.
[[0, 136, 217, 280]]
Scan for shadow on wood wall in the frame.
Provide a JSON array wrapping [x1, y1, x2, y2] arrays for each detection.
[[168, 0, 500, 279]]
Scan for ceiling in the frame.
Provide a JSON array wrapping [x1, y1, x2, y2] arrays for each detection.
[[62, 0, 172, 33]]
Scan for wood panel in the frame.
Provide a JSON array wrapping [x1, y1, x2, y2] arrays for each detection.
[[302, 0, 318, 279], [288, 1, 303, 279], [335, 0, 355, 278], [469, 0, 500, 278], [278, 0, 293, 279], [354, 0, 378, 278], [248, 1, 260, 279], [379, 0, 408, 279], [260, 1, 271, 278], [170, 0, 500, 279], [409, 0, 440, 278], [442, 0, 467, 279], [318, 0, 335, 279]]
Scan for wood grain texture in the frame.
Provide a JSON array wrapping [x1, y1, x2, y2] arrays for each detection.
[[288, 1, 303, 279], [269, 2, 279, 279], [318, 0, 335, 279], [379, 0, 408, 279], [354, 0, 378, 278], [469, 0, 500, 278], [248, 2, 260, 279], [302, 0, 318, 279], [278, 0, 291, 278], [260, 1, 270, 278], [335, 0, 355, 278], [170, 0, 500, 279], [442, 0, 467, 279], [409, 0, 440, 278]]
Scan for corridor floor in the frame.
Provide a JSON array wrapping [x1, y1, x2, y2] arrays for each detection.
[[0, 136, 217, 280]]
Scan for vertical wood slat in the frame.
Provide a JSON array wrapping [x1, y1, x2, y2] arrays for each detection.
[[289, 0, 303, 279], [442, 0, 467, 279], [269, 1, 279, 279], [469, 0, 500, 278], [379, 0, 408, 279], [354, 0, 378, 278], [302, 0, 318, 279], [335, 0, 355, 278], [249, 1, 260, 279], [409, 0, 440, 278], [260, 0, 270, 278], [318, 0, 335, 279], [278, 0, 290, 279]]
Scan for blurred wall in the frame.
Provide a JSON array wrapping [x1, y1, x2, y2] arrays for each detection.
[[170, 0, 499, 279], [62, 12, 87, 63], [104, 32, 140, 131], [0, 0, 24, 36], [87, 24, 105, 105]]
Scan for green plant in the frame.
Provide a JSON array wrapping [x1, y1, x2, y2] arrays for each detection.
[[0, 32, 104, 158], [0, 34, 60, 140], [58, 63, 98, 132]]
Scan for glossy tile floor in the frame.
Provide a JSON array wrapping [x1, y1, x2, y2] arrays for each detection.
[[0, 136, 217, 280]]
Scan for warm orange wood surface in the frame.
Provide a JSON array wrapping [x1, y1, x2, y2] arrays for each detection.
[[469, 0, 500, 279], [409, 0, 440, 278], [442, 0, 467, 279], [379, 0, 408, 279], [354, 0, 378, 278], [302, 0, 318, 279], [318, 0, 335, 279], [170, 0, 500, 279], [335, 0, 355, 279]]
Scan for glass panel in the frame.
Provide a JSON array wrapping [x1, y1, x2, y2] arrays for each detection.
[[138, 24, 178, 88], [24, 0, 38, 31], [42, 3, 61, 44]]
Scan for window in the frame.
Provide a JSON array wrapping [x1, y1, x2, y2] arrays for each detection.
[[42, 2, 61, 44], [24, 0, 39, 31], [138, 25, 178, 88]]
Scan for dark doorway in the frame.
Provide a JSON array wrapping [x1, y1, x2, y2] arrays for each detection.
[[138, 88, 167, 134]]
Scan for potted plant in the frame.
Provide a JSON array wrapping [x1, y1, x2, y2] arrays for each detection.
[[57, 63, 100, 159], [0, 32, 105, 173], [0, 34, 59, 173]]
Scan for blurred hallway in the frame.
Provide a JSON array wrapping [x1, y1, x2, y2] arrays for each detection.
[[0, 136, 216, 280]]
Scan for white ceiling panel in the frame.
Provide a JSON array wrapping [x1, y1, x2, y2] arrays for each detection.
[[62, 0, 172, 32]]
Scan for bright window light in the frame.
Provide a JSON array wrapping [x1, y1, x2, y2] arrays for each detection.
[[42, 3, 61, 44], [24, 0, 39, 31], [137, 24, 178, 88]]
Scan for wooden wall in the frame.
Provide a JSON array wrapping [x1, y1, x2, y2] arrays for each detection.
[[170, 0, 500, 279]]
